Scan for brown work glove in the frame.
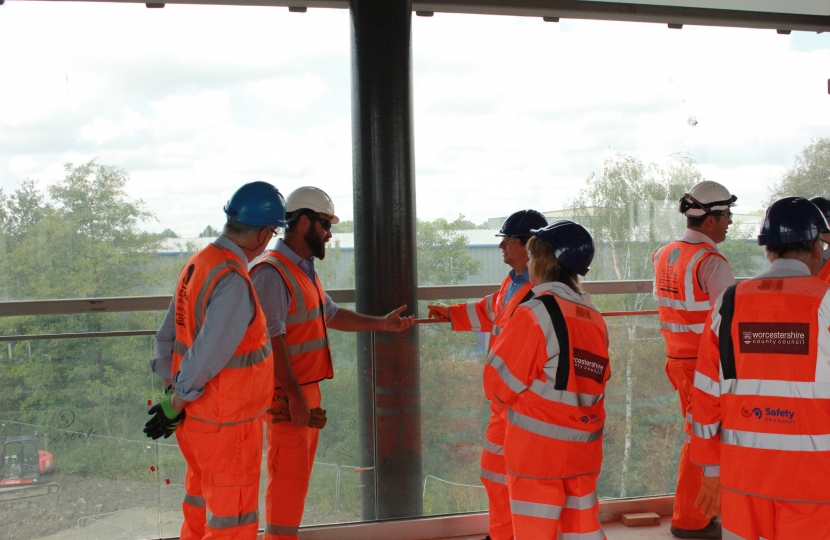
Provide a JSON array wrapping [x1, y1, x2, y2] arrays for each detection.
[[308, 408, 328, 429], [694, 475, 721, 519], [268, 395, 327, 430]]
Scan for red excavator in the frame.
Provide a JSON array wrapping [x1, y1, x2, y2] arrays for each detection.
[[0, 435, 60, 502]]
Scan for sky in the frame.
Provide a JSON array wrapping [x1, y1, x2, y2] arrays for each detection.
[[0, 1, 828, 237]]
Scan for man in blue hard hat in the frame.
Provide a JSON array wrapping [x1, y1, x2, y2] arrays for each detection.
[[690, 196, 830, 539], [146, 181, 287, 540], [427, 209, 549, 540]]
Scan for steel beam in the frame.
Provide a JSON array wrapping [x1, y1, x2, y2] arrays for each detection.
[[351, 0, 422, 521]]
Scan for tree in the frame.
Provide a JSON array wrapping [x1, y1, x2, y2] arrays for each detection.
[[198, 225, 221, 237], [765, 137, 830, 204], [417, 219, 483, 286], [569, 152, 700, 498], [160, 228, 180, 238]]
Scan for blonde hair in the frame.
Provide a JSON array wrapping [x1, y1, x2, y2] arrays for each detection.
[[527, 236, 583, 294]]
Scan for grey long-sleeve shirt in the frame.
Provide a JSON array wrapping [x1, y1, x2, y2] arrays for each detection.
[[152, 235, 255, 402]]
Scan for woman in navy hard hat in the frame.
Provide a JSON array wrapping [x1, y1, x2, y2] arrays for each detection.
[[483, 220, 610, 540]]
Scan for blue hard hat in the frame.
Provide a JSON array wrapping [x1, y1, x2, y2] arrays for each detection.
[[530, 220, 595, 276], [223, 182, 287, 228], [497, 209, 548, 237], [810, 197, 830, 222], [757, 196, 830, 246]]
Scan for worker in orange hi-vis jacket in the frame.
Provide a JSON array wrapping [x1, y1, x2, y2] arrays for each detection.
[[690, 197, 830, 540], [250, 186, 415, 540], [810, 197, 830, 284], [483, 220, 610, 540], [427, 209, 548, 540], [146, 182, 285, 540], [653, 181, 738, 539]]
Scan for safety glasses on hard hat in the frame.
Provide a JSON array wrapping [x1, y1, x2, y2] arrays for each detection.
[[681, 191, 737, 215]]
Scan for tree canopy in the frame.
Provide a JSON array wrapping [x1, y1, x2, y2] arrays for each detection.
[[765, 137, 830, 204]]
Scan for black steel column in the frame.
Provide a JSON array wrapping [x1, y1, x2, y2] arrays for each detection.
[[350, 0, 422, 521]]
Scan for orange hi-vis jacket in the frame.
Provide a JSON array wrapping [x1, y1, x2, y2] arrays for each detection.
[[653, 240, 730, 360], [690, 277, 830, 503], [255, 250, 333, 386], [172, 243, 273, 425], [449, 274, 533, 352], [484, 284, 611, 479], [819, 258, 830, 284]]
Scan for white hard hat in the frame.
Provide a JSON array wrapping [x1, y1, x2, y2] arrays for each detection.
[[285, 186, 340, 224], [679, 181, 737, 217]]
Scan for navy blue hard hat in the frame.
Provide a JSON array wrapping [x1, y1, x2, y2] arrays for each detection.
[[757, 196, 830, 246], [810, 197, 830, 222], [223, 182, 287, 228], [530, 220, 595, 276], [497, 209, 548, 237]]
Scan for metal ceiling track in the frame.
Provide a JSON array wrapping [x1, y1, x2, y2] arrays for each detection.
[[18, 0, 830, 32]]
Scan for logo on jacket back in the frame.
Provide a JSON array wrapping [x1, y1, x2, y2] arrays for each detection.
[[741, 406, 795, 423], [573, 348, 609, 383], [667, 247, 681, 265], [738, 322, 809, 355]]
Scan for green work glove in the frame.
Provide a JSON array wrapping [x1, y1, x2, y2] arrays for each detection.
[[143, 389, 185, 440]]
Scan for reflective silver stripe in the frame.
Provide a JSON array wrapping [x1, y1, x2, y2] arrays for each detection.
[[265, 523, 300, 536], [692, 420, 721, 439], [285, 304, 323, 326], [173, 340, 189, 356], [206, 509, 258, 530], [194, 261, 237, 335], [721, 379, 830, 399], [492, 325, 502, 337], [183, 493, 206, 508], [694, 371, 720, 397], [189, 407, 268, 427], [486, 354, 527, 394], [564, 492, 598, 510], [264, 255, 307, 314], [529, 380, 604, 407], [485, 294, 495, 321], [660, 321, 705, 334], [225, 341, 272, 369], [722, 527, 746, 540], [561, 529, 606, 540], [525, 298, 563, 361], [287, 336, 329, 356], [656, 295, 711, 312], [467, 302, 483, 332], [685, 247, 716, 307], [509, 409, 603, 443], [483, 439, 504, 455], [510, 499, 562, 520], [685, 432, 691, 444], [722, 429, 830, 452], [480, 468, 507, 485]]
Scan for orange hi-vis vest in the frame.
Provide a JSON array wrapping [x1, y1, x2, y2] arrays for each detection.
[[172, 243, 273, 426], [653, 240, 729, 360], [484, 288, 611, 479], [449, 274, 533, 352], [256, 250, 333, 386], [819, 257, 830, 284], [690, 277, 830, 503]]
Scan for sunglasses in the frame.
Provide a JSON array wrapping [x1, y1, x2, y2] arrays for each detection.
[[306, 213, 332, 232]]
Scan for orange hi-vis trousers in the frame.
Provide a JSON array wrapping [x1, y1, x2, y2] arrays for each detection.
[[480, 403, 513, 540], [177, 416, 263, 540], [665, 358, 710, 531], [263, 383, 321, 540], [507, 472, 605, 540], [720, 489, 830, 540]]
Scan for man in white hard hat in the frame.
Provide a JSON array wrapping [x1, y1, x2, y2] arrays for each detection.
[[652, 180, 737, 539], [250, 186, 415, 540]]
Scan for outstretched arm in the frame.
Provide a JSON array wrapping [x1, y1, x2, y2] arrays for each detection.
[[327, 305, 414, 333]]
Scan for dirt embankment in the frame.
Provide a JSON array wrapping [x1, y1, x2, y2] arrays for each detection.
[[0, 472, 182, 540]]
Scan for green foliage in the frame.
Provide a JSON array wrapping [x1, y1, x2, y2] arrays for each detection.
[[198, 225, 221, 237], [417, 219, 482, 285], [160, 228, 179, 238], [765, 136, 830, 205], [330, 220, 353, 233]]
